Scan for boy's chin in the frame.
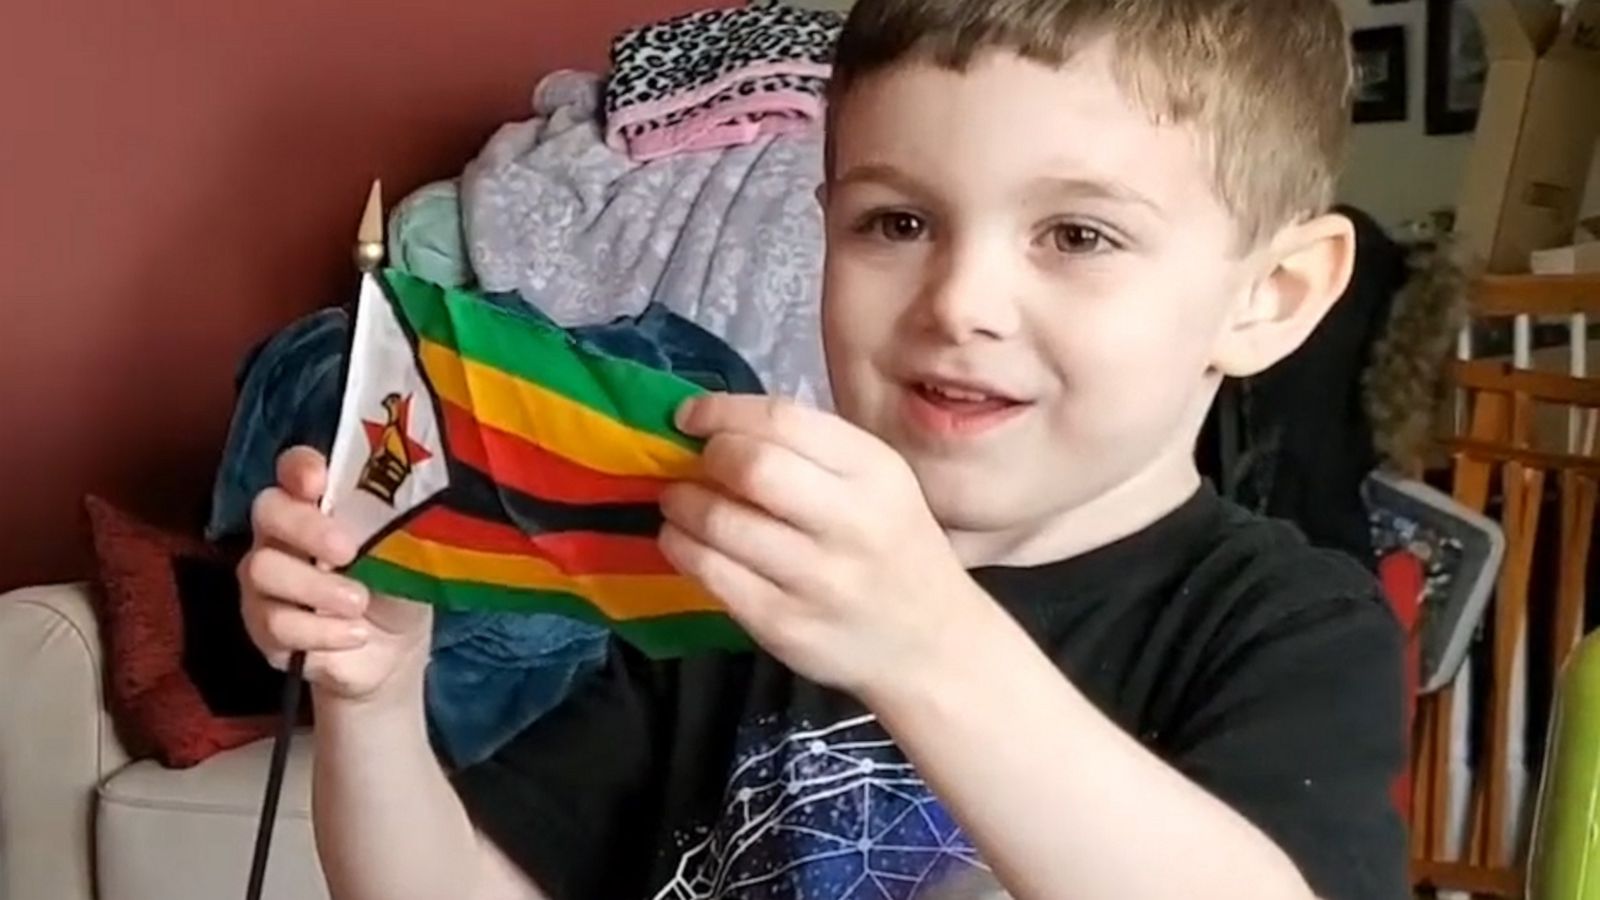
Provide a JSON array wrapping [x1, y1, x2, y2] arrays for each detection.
[[915, 467, 1051, 535]]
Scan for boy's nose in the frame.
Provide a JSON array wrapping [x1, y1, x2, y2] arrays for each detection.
[[914, 246, 1022, 343]]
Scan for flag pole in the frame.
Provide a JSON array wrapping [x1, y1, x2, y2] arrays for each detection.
[[245, 179, 384, 900]]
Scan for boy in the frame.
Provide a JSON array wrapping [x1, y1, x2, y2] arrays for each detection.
[[240, 0, 1407, 897]]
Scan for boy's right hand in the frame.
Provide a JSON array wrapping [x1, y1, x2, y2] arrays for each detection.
[[240, 446, 432, 704]]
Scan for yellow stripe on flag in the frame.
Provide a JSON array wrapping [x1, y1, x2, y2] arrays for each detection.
[[419, 339, 699, 480], [369, 530, 721, 620]]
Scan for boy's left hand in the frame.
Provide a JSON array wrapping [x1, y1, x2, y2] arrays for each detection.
[[659, 393, 986, 695]]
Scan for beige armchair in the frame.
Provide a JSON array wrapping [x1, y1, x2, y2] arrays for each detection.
[[0, 583, 327, 900]]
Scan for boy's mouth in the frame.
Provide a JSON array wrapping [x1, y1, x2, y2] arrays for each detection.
[[903, 377, 1029, 438]]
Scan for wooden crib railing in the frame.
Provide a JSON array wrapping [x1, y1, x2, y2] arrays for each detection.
[[1411, 274, 1600, 898]]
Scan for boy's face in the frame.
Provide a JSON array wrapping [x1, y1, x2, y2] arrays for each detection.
[[820, 43, 1266, 562]]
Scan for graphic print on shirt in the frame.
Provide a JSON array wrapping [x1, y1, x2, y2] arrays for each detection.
[[652, 714, 989, 900]]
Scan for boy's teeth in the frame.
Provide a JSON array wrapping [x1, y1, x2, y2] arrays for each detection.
[[924, 382, 990, 402]]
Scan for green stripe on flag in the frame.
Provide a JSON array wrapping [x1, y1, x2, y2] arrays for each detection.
[[347, 555, 751, 659], [383, 270, 700, 451]]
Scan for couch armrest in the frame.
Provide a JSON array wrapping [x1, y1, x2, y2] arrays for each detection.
[[0, 583, 131, 900]]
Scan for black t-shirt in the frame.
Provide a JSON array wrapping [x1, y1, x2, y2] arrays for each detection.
[[452, 486, 1408, 900]]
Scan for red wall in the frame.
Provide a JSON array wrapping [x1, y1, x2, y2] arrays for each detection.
[[0, 0, 717, 589]]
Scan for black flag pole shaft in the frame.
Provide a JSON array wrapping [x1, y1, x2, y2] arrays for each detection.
[[245, 651, 306, 900], [245, 180, 383, 900]]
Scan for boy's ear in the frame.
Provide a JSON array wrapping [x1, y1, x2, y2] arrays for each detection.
[[1211, 213, 1356, 378]]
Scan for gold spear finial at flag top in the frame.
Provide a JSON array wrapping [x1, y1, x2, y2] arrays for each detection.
[[354, 179, 384, 273]]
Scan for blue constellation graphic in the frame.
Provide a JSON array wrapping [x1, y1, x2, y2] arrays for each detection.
[[654, 714, 988, 900]]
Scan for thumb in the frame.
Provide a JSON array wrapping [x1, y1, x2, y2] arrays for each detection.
[[277, 446, 330, 504]]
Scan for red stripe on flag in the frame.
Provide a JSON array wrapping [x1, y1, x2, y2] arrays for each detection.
[[402, 506, 679, 576], [440, 400, 674, 505]]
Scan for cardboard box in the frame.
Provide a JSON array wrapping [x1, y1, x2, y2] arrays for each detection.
[[1454, 0, 1600, 273], [1584, 143, 1600, 220], [1529, 239, 1600, 273]]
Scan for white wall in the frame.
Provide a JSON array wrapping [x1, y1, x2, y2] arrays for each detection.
[[1335, 0, 1477, 232]]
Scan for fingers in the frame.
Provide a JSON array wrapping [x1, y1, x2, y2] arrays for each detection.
[[240, 548, 371, 664], [676, 394, 879, 476], [241, 447, 381, 677], [251, 486, 358, 566], [239, 545, 369, 618], [249, 607, 371, 669], [658, 521, 785, 625], [660, 481, 813, 588], [696, 432, 841, 532], [276, 446, 330, 503]]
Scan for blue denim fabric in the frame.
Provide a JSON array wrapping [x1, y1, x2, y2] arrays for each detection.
[[208, 295, 764, 767], [207, 308, 350, 544]]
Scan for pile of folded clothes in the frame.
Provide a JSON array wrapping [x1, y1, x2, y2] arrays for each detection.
[[209, 2, 845, 768]]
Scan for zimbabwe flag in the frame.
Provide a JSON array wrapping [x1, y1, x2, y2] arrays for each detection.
[[322, 269, 748, 658]]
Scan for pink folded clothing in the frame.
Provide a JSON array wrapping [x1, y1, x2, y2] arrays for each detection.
[[604, 1, 843, 162]]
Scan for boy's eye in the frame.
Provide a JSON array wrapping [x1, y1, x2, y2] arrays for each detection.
[[872, 211, 927, 242], [1049, 222, 1110, 254]]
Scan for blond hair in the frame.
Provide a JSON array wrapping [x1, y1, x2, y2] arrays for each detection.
[[827, 0, 1354, 247]]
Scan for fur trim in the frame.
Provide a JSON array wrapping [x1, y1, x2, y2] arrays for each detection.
[[1363, 237, 1471, 474]]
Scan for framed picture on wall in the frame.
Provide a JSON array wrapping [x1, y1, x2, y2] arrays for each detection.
[[1351, 25, 1409, 123], [1425, 0, 1488, 134]]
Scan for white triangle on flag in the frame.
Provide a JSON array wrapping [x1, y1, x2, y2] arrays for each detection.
[[323, 273, 450, 550]]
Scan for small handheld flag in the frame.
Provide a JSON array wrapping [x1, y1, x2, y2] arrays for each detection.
[[246, 179, 390, 900], [247, 182, 753, 899], [321, 269, 749, 658]]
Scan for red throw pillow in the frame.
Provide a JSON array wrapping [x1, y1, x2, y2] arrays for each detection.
[[84, 495, 285, 767]]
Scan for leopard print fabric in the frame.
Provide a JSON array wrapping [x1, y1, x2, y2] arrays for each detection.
[[604, 1, 843, 160]]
